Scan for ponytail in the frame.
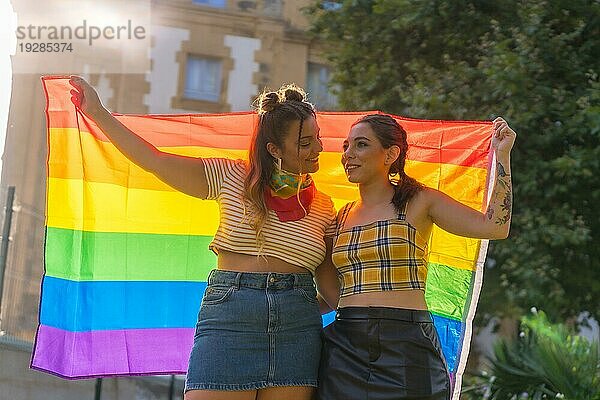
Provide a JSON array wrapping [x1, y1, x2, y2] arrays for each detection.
[[391, 171, 423, 214]]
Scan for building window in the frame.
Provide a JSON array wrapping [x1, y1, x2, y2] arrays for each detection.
[[322, 1, 342, 11], [185, 56, 222, 102], [307, 62, 338, 110], [262, 0, 282, 16], [192, 0, 226, 8]]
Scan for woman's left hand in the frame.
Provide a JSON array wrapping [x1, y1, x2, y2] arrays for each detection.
[[491, 117, 516, 156]]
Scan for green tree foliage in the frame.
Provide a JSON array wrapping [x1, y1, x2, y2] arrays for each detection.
[[463, 310, 600, 399], [306, 0, 600, 320]]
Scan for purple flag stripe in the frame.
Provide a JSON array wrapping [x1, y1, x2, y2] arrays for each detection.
[[31, 325, 194, 379]]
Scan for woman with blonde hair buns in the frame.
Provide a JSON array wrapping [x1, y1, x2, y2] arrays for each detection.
[[69, 77, 336, 400]]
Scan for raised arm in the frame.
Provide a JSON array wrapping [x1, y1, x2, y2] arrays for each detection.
[[426, 117, 515, 239], [69, 76, 209, 199]]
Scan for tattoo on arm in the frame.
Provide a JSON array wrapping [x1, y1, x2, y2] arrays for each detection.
[[497, 162, 508, 178], [493, 162, 512, 225]]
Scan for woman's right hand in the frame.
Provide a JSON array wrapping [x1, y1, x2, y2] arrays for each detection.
[[69, 75, 106, 118]]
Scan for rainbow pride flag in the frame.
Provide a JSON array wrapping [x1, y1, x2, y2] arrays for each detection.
[[32, 76, 493, 398]]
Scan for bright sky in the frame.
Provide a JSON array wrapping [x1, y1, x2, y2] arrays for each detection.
[[0, 0, 17, 178]]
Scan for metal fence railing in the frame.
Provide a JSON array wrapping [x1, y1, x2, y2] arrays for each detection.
[[0, 185, 45, 344]]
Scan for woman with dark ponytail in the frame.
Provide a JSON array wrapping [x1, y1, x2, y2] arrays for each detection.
[[69, 77, 336, 400], [317, 114, 516, 400]]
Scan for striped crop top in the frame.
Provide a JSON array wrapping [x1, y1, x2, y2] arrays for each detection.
[[202, 158, 337, 274], [332, 201, 429, 297]]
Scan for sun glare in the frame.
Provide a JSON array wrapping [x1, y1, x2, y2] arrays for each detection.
[[0, 0, 17, 177]]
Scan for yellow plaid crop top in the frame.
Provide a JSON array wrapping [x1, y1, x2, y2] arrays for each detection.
[[332, 201, 429, 297]]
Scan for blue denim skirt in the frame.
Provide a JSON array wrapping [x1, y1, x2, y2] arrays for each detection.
[[185, 269, 322, 392]]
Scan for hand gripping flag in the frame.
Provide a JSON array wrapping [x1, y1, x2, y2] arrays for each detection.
[[33, 76, 493, 398]]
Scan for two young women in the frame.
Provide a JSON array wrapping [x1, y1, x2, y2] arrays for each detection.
[[69, 77, 515, 400]]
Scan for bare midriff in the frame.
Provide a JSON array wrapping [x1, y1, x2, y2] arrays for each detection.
[[338, 289, 428, 310], [216, 249, 310, 274]]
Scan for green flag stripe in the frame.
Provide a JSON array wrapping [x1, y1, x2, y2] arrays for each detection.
[[45, 227, 217, 281], [425, 262, 473, 320]]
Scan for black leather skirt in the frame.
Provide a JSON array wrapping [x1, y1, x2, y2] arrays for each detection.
[[318, 307, 450, 400]]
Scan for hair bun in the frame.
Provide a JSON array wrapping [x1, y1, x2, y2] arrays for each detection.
[[256, 91, 281, 114], [280, 83, 306, 102], [254, 83, 309, 115]]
